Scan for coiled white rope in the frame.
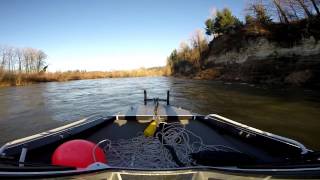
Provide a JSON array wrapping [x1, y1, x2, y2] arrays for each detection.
[[95, 122, 240, 168]]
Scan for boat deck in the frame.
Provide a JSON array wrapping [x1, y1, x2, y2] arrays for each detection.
[[24, 116, 282, 165], [86, 118, 282, 163], [0, 100, 319, 178]]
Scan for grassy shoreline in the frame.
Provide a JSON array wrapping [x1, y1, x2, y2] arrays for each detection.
[[0, 67, 166, 87]]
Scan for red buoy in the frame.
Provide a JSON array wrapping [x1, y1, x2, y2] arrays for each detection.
[[52, 139, 107, 168]]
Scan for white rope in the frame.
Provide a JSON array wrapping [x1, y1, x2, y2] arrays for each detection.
[[94, 123, 240, 168]]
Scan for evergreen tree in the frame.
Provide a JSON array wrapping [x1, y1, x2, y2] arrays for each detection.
[[205, 8, 243, 35]]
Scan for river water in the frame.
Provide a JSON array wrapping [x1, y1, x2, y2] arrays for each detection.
[[0, 77, 319, 149]]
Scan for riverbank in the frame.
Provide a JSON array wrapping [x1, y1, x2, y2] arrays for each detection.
[[166, 3, 320, 88], [0, 67, 166, 87], [167, 21, 320, 88], [194, 36, 320, 88], [170, 35, 320, 88]]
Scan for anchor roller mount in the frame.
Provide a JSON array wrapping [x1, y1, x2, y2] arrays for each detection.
[[143, 90, 170, 106]]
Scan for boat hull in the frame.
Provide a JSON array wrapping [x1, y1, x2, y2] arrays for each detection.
[[0, 104, 319, 178]]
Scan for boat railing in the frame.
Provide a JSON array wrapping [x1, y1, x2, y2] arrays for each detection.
[[206, 114, 310, 155], [144, 90, 170, 105], [0, 115, 104, 156]]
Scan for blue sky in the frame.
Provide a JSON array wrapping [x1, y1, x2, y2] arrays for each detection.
[[0, 0, 245, 71]]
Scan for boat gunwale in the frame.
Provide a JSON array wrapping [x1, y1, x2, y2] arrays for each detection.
[[0, 115, 114, 156], [206, 114, 311, 155], [0, 164, 320, 178]]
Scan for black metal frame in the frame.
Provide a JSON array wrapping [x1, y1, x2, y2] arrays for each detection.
[[144, 90, 170, 105]]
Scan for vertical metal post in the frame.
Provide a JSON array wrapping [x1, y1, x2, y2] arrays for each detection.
[[167, 90, 170, 105], [19, 147, 28, 167], [144, 90, 147, 105]]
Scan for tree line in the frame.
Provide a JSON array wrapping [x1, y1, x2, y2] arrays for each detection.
[[166, 30, 209, 75], [246, 0, 319, 24], [167, 8, 242, 75], [0, 46, 47, 74], [205, 0, 320, 37]]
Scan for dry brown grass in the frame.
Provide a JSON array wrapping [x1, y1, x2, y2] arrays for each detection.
[[0, 67, 165, 87]]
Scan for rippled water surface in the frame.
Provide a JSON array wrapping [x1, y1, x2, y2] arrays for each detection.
[[0, 77, 319, 149]]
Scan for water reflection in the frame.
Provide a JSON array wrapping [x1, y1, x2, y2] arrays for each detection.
[[0, 84, 64, 143], [0, 77, 319, 150]]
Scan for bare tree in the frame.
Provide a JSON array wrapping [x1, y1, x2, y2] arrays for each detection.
[[5, 47, 15, 73], [273, 0, 290, 23], [0, 46, 47, 74], [190, 29, 208, 68], [287, 0, 300, 20], [23, 48, 30, 73], [16, 48, 23, 73], [246, 0, 276, 23], [36, 50, 47, 72], [247, 0, 319, 22], [179, 41, 191, 61], [294, 0, 313, 18], [309, 0, 320, 15], [250, 3, 272, 23], [0, 46, 6, 72]]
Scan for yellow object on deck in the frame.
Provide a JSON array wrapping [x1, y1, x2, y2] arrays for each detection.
[[144, 120, 157, 137]]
